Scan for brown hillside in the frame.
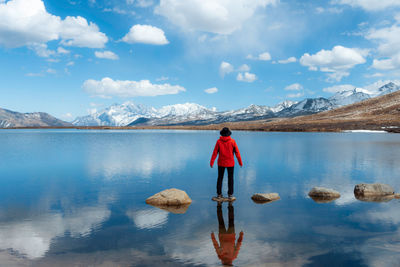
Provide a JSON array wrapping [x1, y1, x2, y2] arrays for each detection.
[[260, 90, 400, 131]]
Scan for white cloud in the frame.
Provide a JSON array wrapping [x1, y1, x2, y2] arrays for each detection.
[[238, 64, 250, 72], [95, 50, 119, 60], [237, 72, 257, 82], [67, 61, 74, 66], [122, 24, 169, 45], [322, 84, 355, 93], [126, 208, 168, 230], [204, 87, 218, 94], [364, 72, 385, 78], [278, 57, 297, 64], [332, 0, 400, 11], [57, 47, 70, 54], [30, 43, 55, 57], [103, 7, 135, 15], [219, 61, 234, 77], [46, 68, 56, 74], [247, 51, 272, 61], [300, 45, 367, 81], [60, 16, 108, 48], [0, 205, 110, 259], [0, 0, 107, 49], [258, 52, 272, 61], [287, 92, 304, 98], [156, 76, 169, 81], [83, 77, 186, 98], [366, 21, 400, 70], [154, 0, 278, 35], [315, 6, 343, 13], [127, 0, 154, 7], [284, 83, 303, 91], [371, 57, 400, 70]]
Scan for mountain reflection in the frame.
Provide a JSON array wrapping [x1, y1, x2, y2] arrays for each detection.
[[211, 202, 243, 266]]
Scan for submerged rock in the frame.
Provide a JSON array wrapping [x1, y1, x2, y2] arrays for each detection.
[[354, 183, 394, 196], [251, 193, 280, 204], [146, 188, 192, 206], [308, 187, 341, 198]]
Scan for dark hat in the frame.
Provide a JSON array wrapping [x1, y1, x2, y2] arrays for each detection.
[[220, 127, 232, 137]]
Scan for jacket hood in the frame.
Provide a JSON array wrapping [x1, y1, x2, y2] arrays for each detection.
[[219, 136, 232, 142]]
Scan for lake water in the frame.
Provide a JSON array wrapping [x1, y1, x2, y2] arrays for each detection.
[[1, 130, 400, 266]]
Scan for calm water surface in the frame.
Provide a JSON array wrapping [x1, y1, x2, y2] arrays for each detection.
[[0, 130, 400, 266]]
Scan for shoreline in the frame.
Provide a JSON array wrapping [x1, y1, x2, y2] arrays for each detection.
[[1, 124, 399, 133]]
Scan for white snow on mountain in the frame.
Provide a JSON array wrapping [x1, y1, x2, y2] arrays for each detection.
[[158, 103, 216, 119], [363, 80, 400, 95], [285, 98, 334, 114], [270, 100, 297, 113], [329, 88, 371, 107], [376, 82, 400, 96], [72, 82, 400, 126], [73, 101, 158, 126]]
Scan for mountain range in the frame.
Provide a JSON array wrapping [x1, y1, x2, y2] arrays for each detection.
[[72, 82, 400, 127], [1, 81, 399, 128], [0, 108, 71, 128]]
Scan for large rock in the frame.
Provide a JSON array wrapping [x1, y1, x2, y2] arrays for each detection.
[[251, 193, 280, 204], [354, 183, 394, 196], [146, 188, 192, 206], [308, 187, 341, 198], [308, 187, 340, 203]]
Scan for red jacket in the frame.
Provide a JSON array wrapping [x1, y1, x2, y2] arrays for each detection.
[[211, 231, 244, 265], [210, 136, 243, 167]]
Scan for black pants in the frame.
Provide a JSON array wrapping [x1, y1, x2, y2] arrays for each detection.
[[217, 204, 235, 234], [217, 166, 234, 195]]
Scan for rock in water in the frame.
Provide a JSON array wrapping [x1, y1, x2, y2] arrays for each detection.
[[308, 187, 340, 203], [308, 187, 341, 198], [354, 183, 394, 196], [251, 193, 280, 203], [146, 188, 192, 206]]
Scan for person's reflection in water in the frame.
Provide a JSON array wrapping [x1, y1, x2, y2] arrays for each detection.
[[211, 202, 243, 266]]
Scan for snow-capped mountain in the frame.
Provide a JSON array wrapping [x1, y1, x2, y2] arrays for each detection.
[[157, 103, 217, 119], [270, 100, 297, 113], [376, 82, 400, 96], [280, 81, 400, 118], [72, 82, 400, 127], [278, 98, 334, 117], [73, 102, 158, 126], [329, 88, 371, 107]]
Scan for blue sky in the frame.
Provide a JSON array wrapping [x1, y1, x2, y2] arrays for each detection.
[[1, 0, 400, 120]]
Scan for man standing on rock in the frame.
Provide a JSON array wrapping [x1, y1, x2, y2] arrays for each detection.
[[210, 127, 243, 200]]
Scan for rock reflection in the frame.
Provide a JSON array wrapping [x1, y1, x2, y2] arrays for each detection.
[[147, 204, 191, 214], [309, 195, 340, 203], [354, 194, 395, 203], [211, 203, 243, 266]]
